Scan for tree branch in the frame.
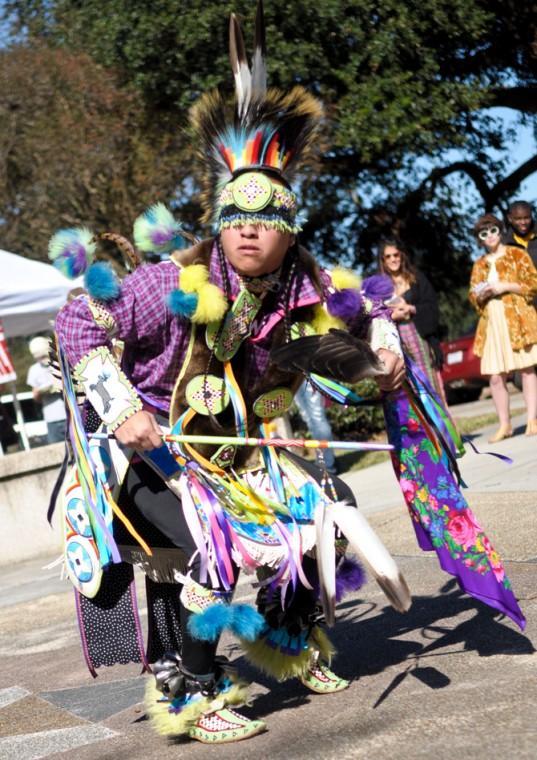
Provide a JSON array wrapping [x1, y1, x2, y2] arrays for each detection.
[[402, 154, 537, 216], [489, 154, 537, 201], [489, 86, 537, 114]]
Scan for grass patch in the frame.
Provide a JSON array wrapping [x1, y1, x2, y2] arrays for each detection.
[[346, 449, 391, 472], [453, 407, 524, 435], [337, 406, 525, 474]]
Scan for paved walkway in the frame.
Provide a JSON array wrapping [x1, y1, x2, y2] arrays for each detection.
[[341, 394, 537, 515]]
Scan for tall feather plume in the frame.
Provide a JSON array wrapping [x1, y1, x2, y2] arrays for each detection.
[[190, 1, 323, 226], [190, 87, 323, 224], [229, 13, 251, 120], [251, 0, 267, 99]]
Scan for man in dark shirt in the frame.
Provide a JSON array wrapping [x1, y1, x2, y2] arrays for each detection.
[[504, 201, 537, 267]]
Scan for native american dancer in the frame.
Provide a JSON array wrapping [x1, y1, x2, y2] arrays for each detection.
[[48, 2, 524, 745]]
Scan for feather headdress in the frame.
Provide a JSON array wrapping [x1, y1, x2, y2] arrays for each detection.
[[190, 0, 323, 228]]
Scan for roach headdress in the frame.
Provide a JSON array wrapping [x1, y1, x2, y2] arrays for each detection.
[[190, 0, 323, 232]]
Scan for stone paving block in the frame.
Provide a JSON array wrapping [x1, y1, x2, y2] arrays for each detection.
[[41, 676, 145, 723], [0, 724, 117, 760], [0, 686, 30, 709], [0, 694, 84, 738]]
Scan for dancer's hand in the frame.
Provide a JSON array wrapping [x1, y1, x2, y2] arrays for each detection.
[[376, 349, 405, 391], [391, 301, 415, 321], [115, 410, 163, 451]]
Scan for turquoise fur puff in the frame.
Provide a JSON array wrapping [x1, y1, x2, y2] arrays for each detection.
[[167, 289, 198, 318], [84, 262, 121, 302], [187, 603, 265, 643]]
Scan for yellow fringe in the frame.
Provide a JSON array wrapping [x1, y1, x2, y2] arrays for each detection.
[[145, 678, 251, 737], [192, 283, 228, 324], [311, 304, 345, 335], [240, 627, 335, 682], [331, 267, 362, 291]]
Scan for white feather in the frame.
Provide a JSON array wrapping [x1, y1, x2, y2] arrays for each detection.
[[251, 0, 267, 98], [331, 503, 411, 613], [251, 48, 267, 97], [315, 501, 336, 627], [229, 14, 252, 120], [234, 62, 252, 119]]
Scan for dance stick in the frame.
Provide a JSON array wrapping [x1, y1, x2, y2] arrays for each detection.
[[89, 432, 393, 452]]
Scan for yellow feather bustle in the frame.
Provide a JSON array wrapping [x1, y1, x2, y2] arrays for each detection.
[[192, 283, 228, 324], [330, 267, 362, 291], [179, 264, 209, 292], [311, 304, 345, 335]]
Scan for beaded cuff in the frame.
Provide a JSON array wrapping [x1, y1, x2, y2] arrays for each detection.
[[74, 346, 142, 431]]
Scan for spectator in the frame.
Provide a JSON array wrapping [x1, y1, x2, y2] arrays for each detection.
[[378, 239, 447, 405], [469, 213, 537, 441], [0, 401, 18, 452], [504, 201, 537, 266], [294, 381, 338, 475], [26, 336, 67, 444], [504, 201, 537, 308]]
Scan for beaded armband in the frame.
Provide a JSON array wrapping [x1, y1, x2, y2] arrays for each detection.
[[180, 578, 231, 614], [74, 346, 142, 431]]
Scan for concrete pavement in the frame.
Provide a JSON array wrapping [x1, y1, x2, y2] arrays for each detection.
[[341, 392, 537, 514], [0, 394, 536, 759]]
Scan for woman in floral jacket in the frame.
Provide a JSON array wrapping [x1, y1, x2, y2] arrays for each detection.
[[469, 213, 537, 441]]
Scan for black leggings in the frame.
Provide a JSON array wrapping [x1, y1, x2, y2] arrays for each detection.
[[118, 454, 357, 673]]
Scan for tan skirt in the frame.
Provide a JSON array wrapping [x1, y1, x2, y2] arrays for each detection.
[[481, 299, 537, 375]]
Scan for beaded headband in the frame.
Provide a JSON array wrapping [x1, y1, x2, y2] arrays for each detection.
[[216, 171, 300, 233]]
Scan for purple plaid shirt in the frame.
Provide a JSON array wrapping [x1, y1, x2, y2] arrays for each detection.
[[56, 242, 390, 412]]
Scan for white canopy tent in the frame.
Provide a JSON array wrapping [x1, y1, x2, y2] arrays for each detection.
[[0, 249, 83, 338], [0, 249, 83, 453]]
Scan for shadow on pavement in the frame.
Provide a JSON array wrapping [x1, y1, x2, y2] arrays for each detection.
[[228, 578, 534, 719]]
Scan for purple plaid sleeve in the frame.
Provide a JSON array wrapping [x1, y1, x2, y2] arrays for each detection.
[[55, 262, 190, 409], [55, 296, 111, 367], [55, 262, 179, 366]]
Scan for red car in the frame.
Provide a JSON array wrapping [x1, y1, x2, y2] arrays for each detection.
[[440, 333, 485, 403], [440, 333, 522, 403]]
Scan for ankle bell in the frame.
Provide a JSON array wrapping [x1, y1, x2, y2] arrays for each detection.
[[153, 651, 218, 699]]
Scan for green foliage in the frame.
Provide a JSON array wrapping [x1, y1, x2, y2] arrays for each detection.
[[290, 379, 384, 440], [326, 379, 385, 440], [1, 0, 535, 290]]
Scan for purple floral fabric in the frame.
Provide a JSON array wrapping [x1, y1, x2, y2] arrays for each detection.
[[383, 390, 526, 630]]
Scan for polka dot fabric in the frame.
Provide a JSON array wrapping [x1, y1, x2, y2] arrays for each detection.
[[145, 576, 183, 663], [77, 562, 146, 670]]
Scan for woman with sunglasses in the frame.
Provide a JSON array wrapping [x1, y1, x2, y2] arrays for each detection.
[[470, 213, 537, 441], [378, 239, 448, 405]]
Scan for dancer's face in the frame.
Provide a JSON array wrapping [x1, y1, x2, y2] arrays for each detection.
[[382, 245, 402, 275], [221, 224, 295, 277]]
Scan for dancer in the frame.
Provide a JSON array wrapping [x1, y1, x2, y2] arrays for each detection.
[[50, 3, 525, 747], [51, 3, 407, 745]]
